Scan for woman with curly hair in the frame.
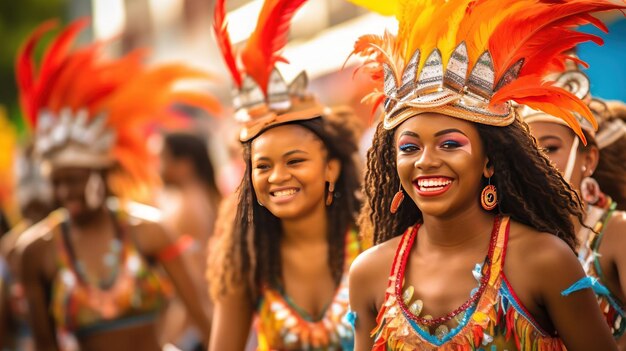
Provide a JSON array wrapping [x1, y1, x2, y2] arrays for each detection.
[[346, 0, 621, 350], [525, 70, 626, 349], [207, 0, 363, 350]]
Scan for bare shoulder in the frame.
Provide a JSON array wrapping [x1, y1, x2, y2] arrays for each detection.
[[350, 234, 403, 308], [505, 220, 583, 293], [602, 209, 626, 257], [350, 235, 402, 281], [507, 220, 578, 269], [126, 215, 171, 257], [604, 209, 626, 241], [19, 221, 58, 280]]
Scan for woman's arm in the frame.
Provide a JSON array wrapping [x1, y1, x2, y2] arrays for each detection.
[[349, 255, 377, 350], [208, 287, 254, 351], [135, 221, 212, 343], [20, 239, 59, 351], [536, 235, 617, 351]]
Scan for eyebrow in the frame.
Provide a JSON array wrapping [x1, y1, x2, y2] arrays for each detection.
[[434, 128, 467, 137], [538, 135, 562, 142], [254, 149, 308, 162], [399, 131, 420, 138]]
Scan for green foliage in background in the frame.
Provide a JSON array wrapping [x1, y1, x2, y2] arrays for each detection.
[[0, 0, 67, 135]]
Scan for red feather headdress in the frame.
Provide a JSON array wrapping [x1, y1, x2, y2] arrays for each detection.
[[214, 0, 325, 141], [348, 0, 626, 144], [16, 19, 220, 196]]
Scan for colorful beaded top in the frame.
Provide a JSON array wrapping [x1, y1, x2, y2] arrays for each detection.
[[578, 198, 626, 339], [372, 216, 566, 351], [255, 229, 361, 350], [49, 209, 172, 338]]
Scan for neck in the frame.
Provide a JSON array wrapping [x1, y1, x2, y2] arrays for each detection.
[[421, 205, 495, 250], [281, 201, 328, 247]]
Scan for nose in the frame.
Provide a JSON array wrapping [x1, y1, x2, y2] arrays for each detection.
[[414, 146, 441, 170], [268, 164, 291, 184]]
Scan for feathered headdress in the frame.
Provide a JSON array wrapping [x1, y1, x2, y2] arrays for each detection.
[[16, 19, 220, 195], [349, 0, 626, 144], [214, 0, 325, 141]]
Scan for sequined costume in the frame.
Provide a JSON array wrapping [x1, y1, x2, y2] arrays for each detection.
[[255, 229, 360, 351], [370, 216, 565, 351], [44, 209, 171, 339]]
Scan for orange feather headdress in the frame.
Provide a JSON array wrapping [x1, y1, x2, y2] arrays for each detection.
[[16, 19, 220, 195], [349, 0, 626, 144], [214, 0, 325, 142]]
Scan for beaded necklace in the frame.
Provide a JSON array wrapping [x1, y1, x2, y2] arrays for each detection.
[[394, 216, 501, 330]]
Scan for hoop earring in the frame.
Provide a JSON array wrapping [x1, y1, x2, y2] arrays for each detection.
[[481, 178, 498, 211], [390, 184, 405, 214], [326, 182, 335, 206], [85, 171, 106, 210]]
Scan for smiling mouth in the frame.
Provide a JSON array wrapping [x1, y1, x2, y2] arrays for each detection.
[[413, 177, 453, 194], [270, 188, 300, 197]]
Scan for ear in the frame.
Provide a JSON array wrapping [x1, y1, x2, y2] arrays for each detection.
[[326, 158, 341, 184], [482, 157, 495, 179], [582, 145, 600, 178]]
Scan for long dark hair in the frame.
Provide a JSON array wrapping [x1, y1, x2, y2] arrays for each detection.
[[210, 109, 362, 302], [359, 117, 584, 251]]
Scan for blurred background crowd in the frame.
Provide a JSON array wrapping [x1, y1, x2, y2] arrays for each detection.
[[0, 1, 625, 350]]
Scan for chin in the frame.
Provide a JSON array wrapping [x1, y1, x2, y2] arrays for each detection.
[[410, 195, 458, 218]]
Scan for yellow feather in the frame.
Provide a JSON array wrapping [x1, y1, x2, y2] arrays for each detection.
[[347, 0, 398, 16]]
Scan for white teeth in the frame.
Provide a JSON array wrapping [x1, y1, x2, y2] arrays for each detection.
[[417, 178, 452, 189], [272, 189, 297, 197]]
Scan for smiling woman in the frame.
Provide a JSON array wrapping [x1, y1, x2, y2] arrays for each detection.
[[347, 0, 623, 350], [206, 0, 364, 350]]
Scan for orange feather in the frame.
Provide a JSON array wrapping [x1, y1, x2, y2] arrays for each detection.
[[489, 0, 625, 82]]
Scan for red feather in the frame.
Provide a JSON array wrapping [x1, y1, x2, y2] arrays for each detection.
[[213, 0, 242, 87], [517, 28, 603, 78], [240, 0, 308, 92], [15, 19, 58, 126]]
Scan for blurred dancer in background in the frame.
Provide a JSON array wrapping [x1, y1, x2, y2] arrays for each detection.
[[207, 0, 364, 349], [15, 19, 217, 351], [524, 69, 626, 349], [158, 132, 222, 350]]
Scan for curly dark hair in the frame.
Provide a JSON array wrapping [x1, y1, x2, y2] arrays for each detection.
[[209, 108, 362, 302], [359, 116, 585, 251]]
